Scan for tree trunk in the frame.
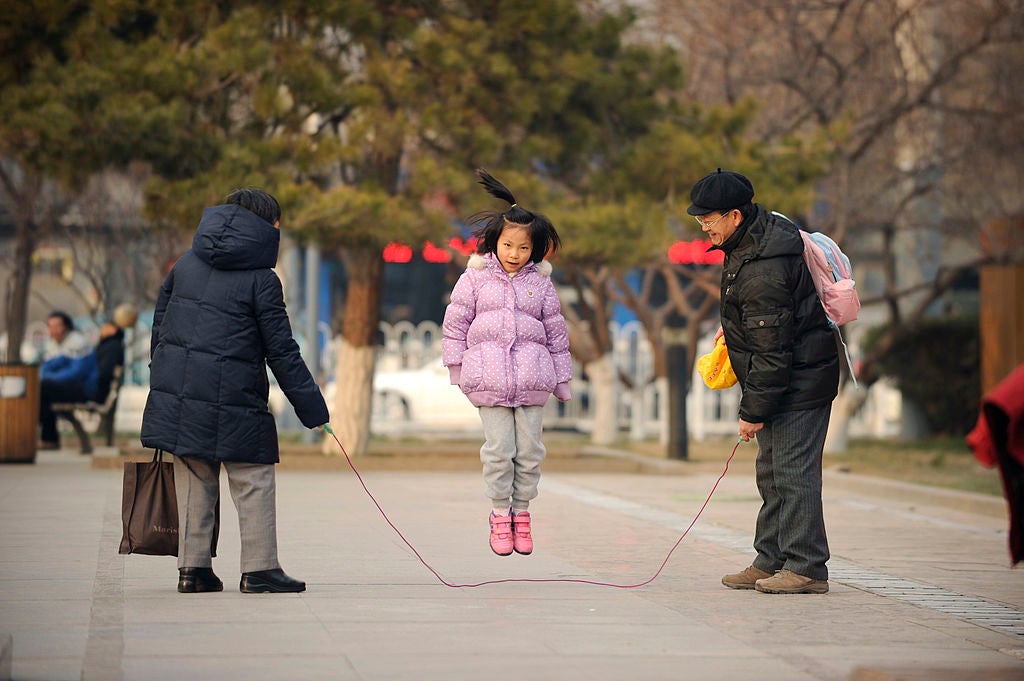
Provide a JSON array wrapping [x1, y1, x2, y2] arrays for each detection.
[[325, 246, 383, 456], [655, 375, 669, 445], [328, 338, 376, 456], [586, 353, 618, 446], [4, 218, 36, 364], [0, 166, 44, 364], [629, 384, 645, 441], [824, 385, 854, 454]]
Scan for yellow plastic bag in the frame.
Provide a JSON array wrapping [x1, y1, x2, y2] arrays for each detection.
[[697, 337, 738, 389]]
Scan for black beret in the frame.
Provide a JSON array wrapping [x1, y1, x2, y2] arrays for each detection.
[[687, 169, 755, 216]]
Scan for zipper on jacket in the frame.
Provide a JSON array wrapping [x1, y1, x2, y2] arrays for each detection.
[[506, 276, 517, 404]]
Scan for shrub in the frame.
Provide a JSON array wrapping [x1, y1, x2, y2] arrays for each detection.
[[863, 317, 980, 436]]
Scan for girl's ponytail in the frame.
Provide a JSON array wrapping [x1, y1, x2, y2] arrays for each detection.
[[476, 169, 516, 206], [476, 168, 533, 225]]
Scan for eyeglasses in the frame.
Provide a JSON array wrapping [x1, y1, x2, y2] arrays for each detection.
[[695, 209, 734, 229]]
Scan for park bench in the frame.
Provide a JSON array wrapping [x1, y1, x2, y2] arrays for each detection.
[[50, 366, 123, 454]]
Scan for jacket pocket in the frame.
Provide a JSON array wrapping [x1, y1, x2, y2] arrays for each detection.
[[460, 345, 484, 393], [513, 342, 557, 393], [744, 311, 790, 352]]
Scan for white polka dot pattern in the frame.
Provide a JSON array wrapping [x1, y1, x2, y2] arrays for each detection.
[[441, 253, 572, 407]]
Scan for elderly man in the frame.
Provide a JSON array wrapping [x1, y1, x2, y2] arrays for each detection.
[[690, 169, 839, 594]]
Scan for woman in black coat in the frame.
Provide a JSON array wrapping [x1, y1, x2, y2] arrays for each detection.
[[141, 188, 329, 595]]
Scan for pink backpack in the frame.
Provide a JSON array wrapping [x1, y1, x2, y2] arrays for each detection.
[[772, 211, 860, 325], [798, 229, 860, 326], [771, 213, 860, 385]]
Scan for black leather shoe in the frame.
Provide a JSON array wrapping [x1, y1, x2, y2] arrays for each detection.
[[240, 568, 306, 593], [178, 567, 223, 593]]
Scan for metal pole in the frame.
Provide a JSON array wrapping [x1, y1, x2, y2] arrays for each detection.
[[303, 245, 321, 443], [664, 327, 689, 460]]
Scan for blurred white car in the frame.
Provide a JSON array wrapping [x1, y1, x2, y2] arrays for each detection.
[[370, 358, 480, 431], [307, 357, 480, 434]]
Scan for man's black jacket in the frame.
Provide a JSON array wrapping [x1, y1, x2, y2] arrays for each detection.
[[714, 205, 839, 423]]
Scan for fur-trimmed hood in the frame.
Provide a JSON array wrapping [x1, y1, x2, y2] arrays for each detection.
[[468, 252, 553, 276]]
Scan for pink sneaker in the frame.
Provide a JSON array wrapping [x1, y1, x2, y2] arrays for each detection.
[[512, 511, 533, 555], [489, 511, 514, 556]]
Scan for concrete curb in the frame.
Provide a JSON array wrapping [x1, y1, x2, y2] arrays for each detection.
[[0, 633, 11, 681], [87, 440, 1006, 517], [88, 448, 644, 474], [581, 445, 1007, 518], [823, 467, 1006, 518]]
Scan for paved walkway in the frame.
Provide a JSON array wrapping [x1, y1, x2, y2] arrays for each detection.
[[1, 445, 1022, 681]]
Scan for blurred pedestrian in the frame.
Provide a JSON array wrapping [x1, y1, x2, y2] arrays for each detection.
[[37, 305, 138, 450], [442, 169, 572, 557], [42, 311, 90, 362], [141, 188, 329, 594], [37, 311, 96, 450], [690, 169, 839, 594], [94, 303, 138, 406]]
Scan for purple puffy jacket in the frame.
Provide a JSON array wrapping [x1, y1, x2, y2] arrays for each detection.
[[442, 253, 572, 408]]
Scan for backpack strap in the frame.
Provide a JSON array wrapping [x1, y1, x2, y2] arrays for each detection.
[[829, 321, 858, 388]]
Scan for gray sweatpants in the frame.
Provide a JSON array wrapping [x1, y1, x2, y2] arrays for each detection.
[[173, 456, 281, 573], [750, 405, 832, 581], [478, 405, 546, 511]]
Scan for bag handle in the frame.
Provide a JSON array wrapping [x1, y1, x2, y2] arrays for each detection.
[[152, 449, 166, 463]]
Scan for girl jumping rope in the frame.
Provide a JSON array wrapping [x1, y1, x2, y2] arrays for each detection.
[[442, 169, 573, 556]]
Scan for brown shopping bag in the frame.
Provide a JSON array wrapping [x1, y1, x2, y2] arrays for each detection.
[[119, 450, 219, 556]]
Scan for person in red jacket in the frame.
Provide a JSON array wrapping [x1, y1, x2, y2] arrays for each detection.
[[967, 363, 1024, 565]]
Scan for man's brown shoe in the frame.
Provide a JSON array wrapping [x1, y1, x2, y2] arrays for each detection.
[[721, 565, 773, 590], [755, 569, 828, 594]]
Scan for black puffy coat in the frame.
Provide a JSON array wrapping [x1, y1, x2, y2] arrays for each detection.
[[94, 329, 124, 403], [715, 205, 839, 423], [140, 204, 329, 464]]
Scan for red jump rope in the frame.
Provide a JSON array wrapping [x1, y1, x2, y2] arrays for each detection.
[[322, 424, 741, 589]]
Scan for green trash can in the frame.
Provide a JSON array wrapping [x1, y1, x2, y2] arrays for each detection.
[[0, 363, 40, 463]]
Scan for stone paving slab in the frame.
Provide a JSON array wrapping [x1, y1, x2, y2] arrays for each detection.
[[1, 449, 1022, 681]]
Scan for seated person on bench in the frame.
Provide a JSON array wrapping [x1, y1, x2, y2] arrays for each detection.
[[38, 306, 133, 450]]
